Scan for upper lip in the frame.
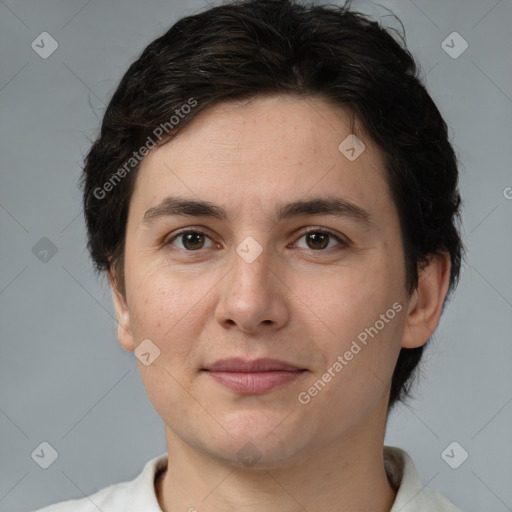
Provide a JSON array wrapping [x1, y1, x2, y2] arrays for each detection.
[[203, 358, 304, 372]]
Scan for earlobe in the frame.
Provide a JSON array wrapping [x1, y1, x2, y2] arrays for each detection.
[[401, 253, 451, 349], [108, 270, 136, 352]]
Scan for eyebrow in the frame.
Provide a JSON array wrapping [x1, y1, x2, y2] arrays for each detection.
[[142, 195, 374, 227]]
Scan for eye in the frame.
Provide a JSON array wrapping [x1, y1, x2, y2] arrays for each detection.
[[164, 228, 349, 253], [292, 228, 349, 251], [164, 230, 216, 251]]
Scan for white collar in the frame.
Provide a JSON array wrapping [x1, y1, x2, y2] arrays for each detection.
[[126, 446, 461, 511]]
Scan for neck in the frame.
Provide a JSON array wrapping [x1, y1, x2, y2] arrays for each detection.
[[156, 409, 396, 512]]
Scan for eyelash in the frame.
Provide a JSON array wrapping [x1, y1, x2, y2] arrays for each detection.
[[163, 227, 350, 253]]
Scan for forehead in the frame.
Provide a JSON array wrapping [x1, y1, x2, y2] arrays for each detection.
[[131, 94, 391, 221]]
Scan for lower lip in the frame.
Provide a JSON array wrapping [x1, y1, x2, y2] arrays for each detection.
[[204, 370, 305, 393]]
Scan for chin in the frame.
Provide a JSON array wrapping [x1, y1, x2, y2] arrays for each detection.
[[200, 412, 311, 469]]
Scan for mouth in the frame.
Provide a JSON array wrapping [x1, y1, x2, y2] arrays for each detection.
[[202, 358, 307, 393]]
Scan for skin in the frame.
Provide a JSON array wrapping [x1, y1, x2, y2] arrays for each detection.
[[110, 94, 451, 512]]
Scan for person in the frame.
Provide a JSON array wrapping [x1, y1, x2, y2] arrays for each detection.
[[32, 0, 465, 510]]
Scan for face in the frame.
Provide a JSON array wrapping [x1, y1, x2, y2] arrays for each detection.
[[112, 94, 414, 468]]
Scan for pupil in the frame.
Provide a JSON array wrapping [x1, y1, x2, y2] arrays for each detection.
[[308, 233, 328, 250], [184, 233, 204, 250]]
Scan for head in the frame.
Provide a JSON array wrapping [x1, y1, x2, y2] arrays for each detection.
[[81, 0, 462, 465]]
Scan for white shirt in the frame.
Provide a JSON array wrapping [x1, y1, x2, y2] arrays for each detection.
[[31, 446, 463, 511]]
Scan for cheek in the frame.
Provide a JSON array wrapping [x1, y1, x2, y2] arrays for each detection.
[[301, 253, 405, 381], [304, 258, 396, 334], [125, 260, 207, 353], [302, 302, 404, 434], [127, 268, 213, 417], [127, 264, 255, 392]]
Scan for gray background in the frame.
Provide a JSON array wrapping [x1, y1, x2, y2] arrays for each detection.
[[1, 0, 511, 510]]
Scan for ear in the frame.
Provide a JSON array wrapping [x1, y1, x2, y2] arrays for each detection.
[[108, 269, 136, 352], [401, 252, 451, 349]]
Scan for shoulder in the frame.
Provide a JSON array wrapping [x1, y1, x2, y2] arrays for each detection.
[[420, 486, 465, 512], [385, 446, 464, 512], [28, 480, 131, 512], [29, 453, 168, 512]]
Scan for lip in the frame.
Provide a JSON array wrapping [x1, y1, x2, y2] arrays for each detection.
[[202, 358, 307, 393], [204, 357, 303, 372]]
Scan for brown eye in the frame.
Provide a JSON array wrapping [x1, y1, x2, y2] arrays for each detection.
[[294, 229, 348, 251], [181, 232, 206, 250], [165, 230, 214, 251], [305, 232, 329, 250]]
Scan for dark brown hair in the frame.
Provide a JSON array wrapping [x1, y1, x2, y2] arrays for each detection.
[[81, 0, 463, 409]]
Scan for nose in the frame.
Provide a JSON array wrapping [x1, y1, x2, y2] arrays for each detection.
[[214, 241, 290, 334]]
